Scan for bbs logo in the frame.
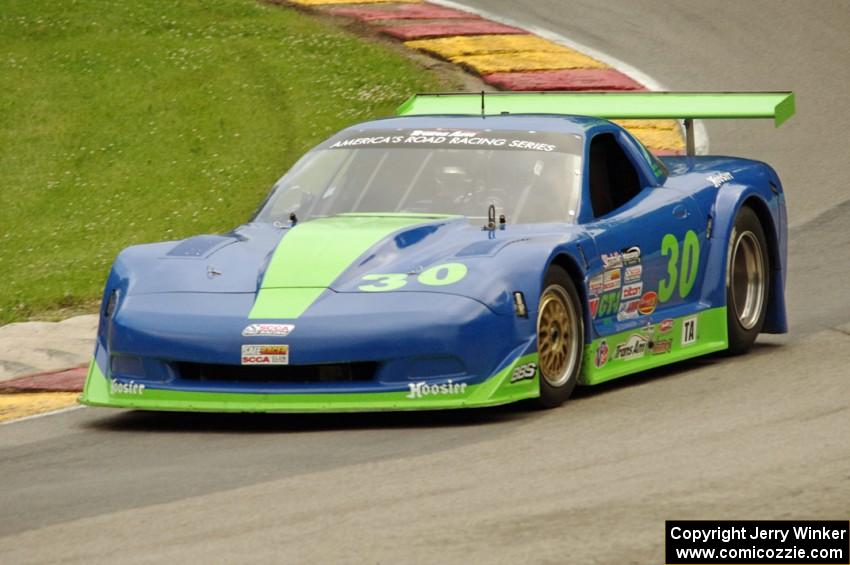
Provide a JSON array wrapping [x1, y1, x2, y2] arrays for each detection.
[[511, 363, 537, 383]]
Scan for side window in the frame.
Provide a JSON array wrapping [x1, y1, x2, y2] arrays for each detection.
[[588, 133, 641, 218]]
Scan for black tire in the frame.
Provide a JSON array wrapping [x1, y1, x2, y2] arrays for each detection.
[[536, 265, 584, 408], [725, 206, 770, 355]]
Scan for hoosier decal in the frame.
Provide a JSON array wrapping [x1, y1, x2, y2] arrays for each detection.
[[406, 380, 467, 399], [110, 379, 145, 395]]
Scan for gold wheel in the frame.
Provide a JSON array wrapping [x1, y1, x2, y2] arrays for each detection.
[[537, 285, 580, 388]]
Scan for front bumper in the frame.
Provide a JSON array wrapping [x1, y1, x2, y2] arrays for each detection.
[[79, 350, 540, 413], [82, 288, 541, 412]]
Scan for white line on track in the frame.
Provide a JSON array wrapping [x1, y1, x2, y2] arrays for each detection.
[[1, 404, 85, 426], [428, 0, 710, 154]]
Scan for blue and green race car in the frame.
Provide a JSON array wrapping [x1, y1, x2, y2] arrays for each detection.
[[81, 91, 794, 412]]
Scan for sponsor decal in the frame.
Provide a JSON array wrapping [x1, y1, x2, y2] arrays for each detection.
[[406, 380, 468, 399], [617, 299, 640, 321], [595, 340, 609, 369], [597, 292, 620, 317], [603, 268, 622, 291], [658, 318, 674, 333], [601, 252, 623, 268], [589, 297, 600, 318], [624, 265, 642, 283], [241, 323, 295, 337], [681, 316, 698, 346], [510, 363, 537, 383], [650, 339, 672, 355], [621, 246, 641, 266], [621, 282, 643, 300], [412, 129, 477, 138], [707, 171, 734, 188], [588, 274, 604, 294], [241, 344, 289, 365], [638, 291, 658, 316], [614, 334, 648, 361], [329, 130, 559, 152], [110, 379, 145, 395]]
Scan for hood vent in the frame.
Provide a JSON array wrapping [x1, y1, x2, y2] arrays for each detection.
[[166, 235, 236, 259]]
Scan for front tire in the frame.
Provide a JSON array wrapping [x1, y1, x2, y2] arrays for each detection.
[[725, 206, 770, 355], [536, 266, 584, 408]]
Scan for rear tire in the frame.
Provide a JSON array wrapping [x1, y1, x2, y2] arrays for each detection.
[[725, 206, 770, 355], [536, 266, 584, 408]]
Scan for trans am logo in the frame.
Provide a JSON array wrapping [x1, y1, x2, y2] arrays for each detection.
[[614, 334, 648, 361]]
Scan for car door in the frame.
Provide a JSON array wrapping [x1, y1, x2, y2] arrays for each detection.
[[581, 132, 707, 340]]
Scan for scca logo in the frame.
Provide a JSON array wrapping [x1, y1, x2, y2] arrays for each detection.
[[242, 356, 273, 364]]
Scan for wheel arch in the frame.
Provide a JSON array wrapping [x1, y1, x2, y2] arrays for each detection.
[[709, 186, 788, 334], [739, 195, 786, 333]]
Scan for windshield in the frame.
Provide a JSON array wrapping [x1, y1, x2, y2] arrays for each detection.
[[256, 128, 583, 224]]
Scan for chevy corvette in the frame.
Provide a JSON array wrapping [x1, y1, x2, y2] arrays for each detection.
[[81, 91, 795, 412]]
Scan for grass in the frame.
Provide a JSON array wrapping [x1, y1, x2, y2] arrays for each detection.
[[0, 0, 445, 324]]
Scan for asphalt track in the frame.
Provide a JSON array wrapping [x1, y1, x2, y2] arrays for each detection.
[[2, 2, 849, 563]]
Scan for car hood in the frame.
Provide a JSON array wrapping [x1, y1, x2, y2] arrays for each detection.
[[114, 214, 582, 316]]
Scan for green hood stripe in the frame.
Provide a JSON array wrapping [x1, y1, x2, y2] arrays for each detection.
[[249, 214, 452, 319]]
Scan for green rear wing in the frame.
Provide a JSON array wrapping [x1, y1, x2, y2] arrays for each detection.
[[396, 91, 795, 155]]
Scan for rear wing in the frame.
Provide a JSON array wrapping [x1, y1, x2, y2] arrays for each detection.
[[396, 91, 795, 155]]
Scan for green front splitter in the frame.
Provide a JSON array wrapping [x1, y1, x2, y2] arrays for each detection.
[[79, 353, 540, 413]]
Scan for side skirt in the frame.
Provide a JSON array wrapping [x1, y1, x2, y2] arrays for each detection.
[[580, 307, 728, 385]]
